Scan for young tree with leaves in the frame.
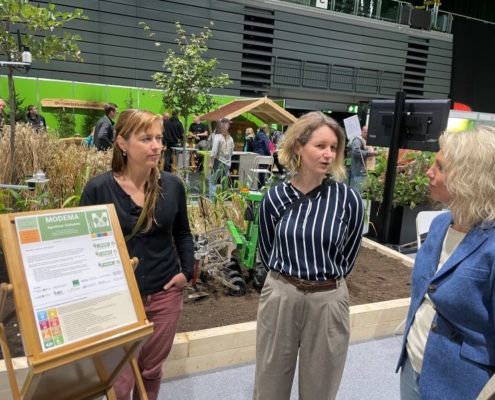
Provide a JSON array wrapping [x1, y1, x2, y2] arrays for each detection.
[[144, 21, 231, 168], [0, 0, 87, 182]]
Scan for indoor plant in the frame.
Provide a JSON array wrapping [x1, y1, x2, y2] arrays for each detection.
[[360, 150, 441, 245]]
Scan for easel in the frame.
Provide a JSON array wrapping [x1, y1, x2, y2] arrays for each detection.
[[0, 205, 154, 400]]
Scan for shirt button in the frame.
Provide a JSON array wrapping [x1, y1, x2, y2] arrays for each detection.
[[428, 284, 436, 293], [431, 323, 438, 331]]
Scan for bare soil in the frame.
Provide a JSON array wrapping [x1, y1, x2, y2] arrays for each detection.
[[0, 247, 412, 359]]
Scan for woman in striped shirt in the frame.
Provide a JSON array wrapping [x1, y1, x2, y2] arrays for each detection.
[[253, 111, 364, 400]]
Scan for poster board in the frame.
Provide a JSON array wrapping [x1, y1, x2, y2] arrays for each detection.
[[0, 205, 153, 400], [343, 115, 362, 141]]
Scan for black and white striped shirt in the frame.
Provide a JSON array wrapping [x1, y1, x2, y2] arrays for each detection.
[[258, 180, 364, 281]]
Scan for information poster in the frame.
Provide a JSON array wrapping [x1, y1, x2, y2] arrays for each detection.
[[343, 115, 362, 141], [15, 207, 138, 352]]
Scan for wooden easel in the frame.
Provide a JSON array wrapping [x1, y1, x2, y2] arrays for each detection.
[[0, 205, 154, 400]]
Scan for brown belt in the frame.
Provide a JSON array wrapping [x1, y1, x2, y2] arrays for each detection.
[[280, 273, 340, 293]]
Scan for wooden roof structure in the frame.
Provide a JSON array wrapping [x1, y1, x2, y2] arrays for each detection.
[[199, 96, 297, 126]]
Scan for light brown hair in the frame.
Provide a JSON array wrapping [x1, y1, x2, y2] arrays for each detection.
[[278, 111, 346, 180], [112, 109, 163, 232]]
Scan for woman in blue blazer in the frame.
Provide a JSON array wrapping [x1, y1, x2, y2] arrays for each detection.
[[397, 126, 495, 400]]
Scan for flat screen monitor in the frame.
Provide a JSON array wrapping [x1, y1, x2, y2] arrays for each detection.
[[367, 99, 451, 151]]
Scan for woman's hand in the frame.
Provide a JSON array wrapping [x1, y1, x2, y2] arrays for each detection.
[[163, 272, 187, 291]]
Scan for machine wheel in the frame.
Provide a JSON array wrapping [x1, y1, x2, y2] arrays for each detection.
[[225, 260, 242, 274], [227, 269, 243, 279], [228, 277, 247, 296], [253, 264, 267, 293]]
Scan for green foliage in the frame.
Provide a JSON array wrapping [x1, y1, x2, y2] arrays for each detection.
[[82, 109, 101, 137], [0, 1, 87, 66], [6, 90, 26, 122], [124, 90, 136, 109], [5, 185, 58, 213], [54, 108, 76, 138], [142, 20, 232, 167], [360, 151, 439, 209], [143, 21, 231, 117], [0, 0, 87, 181]]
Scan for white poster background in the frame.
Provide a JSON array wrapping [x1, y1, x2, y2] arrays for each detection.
[[344, 115, 363, 141], [15, 208, 138, 352]]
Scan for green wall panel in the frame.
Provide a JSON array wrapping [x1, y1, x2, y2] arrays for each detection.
[[37, 79, 74, 132], [138, 88, 163, 114], [74, 82, 107, 103], [1, 76, 287, 138], [106, 86, 140, 111]]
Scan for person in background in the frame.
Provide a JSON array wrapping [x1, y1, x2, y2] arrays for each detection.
[[0, 98, 6, 132], [82, 126, 95, 148], [187, 115, 208, 172], [80, 109, 194, 400], [253, 124, 271, 187], [163, 109, 184, 172], [397, 126, 495, 400], [269, 123, 286, 180], [26, 105, 47, 132], [243, 127, 255, 152], [208, 117, 234, 199], [94, 103, 118, 151], [349, 125, 378, 190], [253, 111, 364, 400]]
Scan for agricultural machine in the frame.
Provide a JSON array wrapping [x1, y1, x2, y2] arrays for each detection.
[[189, 189, 267, 298]]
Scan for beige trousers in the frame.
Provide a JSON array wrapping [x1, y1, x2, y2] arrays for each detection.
[[253, 271, 350, 400]]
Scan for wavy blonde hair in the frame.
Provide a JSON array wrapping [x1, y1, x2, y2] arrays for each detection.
[[112, 109, 163, 233], [278, 111, 346, 181], [440, 125, 495, 229]]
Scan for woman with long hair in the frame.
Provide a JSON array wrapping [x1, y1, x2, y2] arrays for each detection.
[[80, 109, 194, 400], [208, 117, 234, 198]]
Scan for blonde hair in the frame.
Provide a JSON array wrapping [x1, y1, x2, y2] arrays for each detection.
[[245, 127, 254, 136], [112, 109, 163, 233], [278, 111, 346, 181], [440, 125, 495, 229]]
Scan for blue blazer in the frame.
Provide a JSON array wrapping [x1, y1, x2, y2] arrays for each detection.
[[397, 211, 495, 400]]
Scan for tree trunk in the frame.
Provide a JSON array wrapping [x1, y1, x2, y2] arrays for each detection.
[[7, 68, 17, 184], [182, 114, 189, 170]]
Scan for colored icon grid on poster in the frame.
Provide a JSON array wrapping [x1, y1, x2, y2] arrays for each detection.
[[91, 232, 109, 239], [37, 308, 65, 350]]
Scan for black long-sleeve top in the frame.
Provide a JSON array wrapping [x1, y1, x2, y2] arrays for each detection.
[[80, 171, 194, 295]]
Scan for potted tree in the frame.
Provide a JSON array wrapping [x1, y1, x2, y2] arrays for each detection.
[[360, 151, 442, 246]]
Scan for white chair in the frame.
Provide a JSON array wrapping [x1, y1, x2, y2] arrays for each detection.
[[416, 210, 449, 249], [248, 155, 274, 190]]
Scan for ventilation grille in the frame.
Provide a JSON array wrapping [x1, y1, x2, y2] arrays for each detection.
[[240, 8, 275, 97]]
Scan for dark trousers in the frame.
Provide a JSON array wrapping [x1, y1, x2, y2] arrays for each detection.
[[259, 164, 268, 187], [273, 152, 285, 174], [164, 142, 179, 172]]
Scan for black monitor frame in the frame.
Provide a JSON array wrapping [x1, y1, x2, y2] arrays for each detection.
[[367, 98, 451, 151]]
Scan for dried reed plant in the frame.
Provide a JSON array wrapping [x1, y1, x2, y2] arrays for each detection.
[[0, 124, 112, 210], [188, 194, 247, 235]]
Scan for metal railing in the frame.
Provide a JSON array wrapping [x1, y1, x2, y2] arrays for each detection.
[[273, 57, 403, 96], [277, 0, 495, 34]]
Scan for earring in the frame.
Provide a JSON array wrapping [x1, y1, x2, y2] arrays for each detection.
[[297, 154, 300, 167], [122, 150, 127, 157]]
